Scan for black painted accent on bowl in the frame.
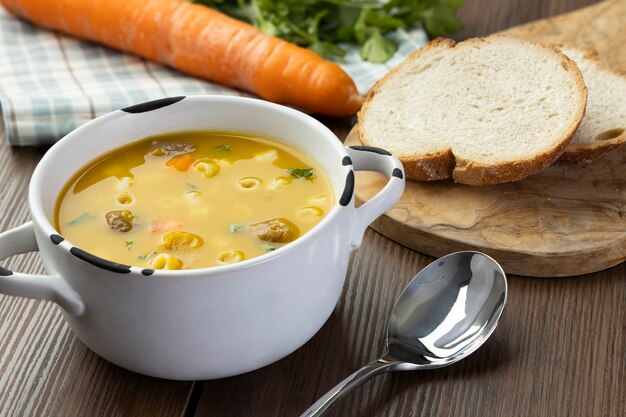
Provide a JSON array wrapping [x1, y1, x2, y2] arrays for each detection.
[[349, 145, 392, 156], [69, 247, 131, 273], [50, 234, 65, 245], [0, 266, 12, 276], [392, 168, 404, 179], [339, 170, 355, 206], [342, 156, 352, 166], [141, 269, 155, 276], [121, 96, 185, 114]]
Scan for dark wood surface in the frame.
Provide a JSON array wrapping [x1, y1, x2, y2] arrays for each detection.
[[1, 1, 624, 416]]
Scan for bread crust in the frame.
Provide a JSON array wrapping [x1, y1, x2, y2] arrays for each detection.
[[554, 46, 626, 164], [558, 134, 626, 164], [358, 35, 588, 185]]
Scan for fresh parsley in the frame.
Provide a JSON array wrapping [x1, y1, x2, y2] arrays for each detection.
[[137, 251, 157, 260], [186, 182, 199, 190], [262, 243, 277, 252], [191, 0, 464, 63], [228, 223, 245, 233], [215, 144, 232, 152], [288, 168, 315, 180], [125, 241, 134, 250]]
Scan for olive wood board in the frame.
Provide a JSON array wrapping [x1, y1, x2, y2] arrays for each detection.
[[346, 129, 625, 277]]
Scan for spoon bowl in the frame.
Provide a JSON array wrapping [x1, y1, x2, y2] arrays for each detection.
[[387, 251, 507, 369], [302, 251, 507, 416]]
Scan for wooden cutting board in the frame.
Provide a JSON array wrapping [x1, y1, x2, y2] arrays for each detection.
[[350, 0, 626, 277]]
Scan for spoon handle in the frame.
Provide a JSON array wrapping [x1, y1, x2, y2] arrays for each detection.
[[300, 358, 394, 417]]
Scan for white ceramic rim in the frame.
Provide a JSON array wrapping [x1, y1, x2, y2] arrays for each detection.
[[29, 96, 353, 278]]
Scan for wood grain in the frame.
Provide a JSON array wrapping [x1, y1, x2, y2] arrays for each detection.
[[452, 0, 607, 41], [345, 128, 626, 277]]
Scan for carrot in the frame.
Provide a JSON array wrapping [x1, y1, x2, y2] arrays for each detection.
[[0, 0, 363, 116], [151, 219, 183, 232], [165, 153, 194, 171]]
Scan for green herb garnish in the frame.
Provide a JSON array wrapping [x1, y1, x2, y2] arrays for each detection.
[[288, 168, 315, 180], [228, 223, 245, 233], [125, 241, 134, 250], [191, 0, 464, 63], [360, 28, 397, 63], [186, 182, 199, 190], [67, 212, 95, 226], [215, 144, 232, 152], [262, 243, 277, 252], [137, 251, 157, 261]]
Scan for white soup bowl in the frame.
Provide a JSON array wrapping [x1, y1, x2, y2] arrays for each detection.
[[0, 96, 404, 380]]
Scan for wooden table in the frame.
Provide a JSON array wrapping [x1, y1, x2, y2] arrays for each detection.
[[1, 1, 624, 416]]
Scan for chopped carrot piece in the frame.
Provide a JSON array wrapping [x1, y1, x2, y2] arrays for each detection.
[[151, 219, 183, 232], [166, 154, 195, 171]]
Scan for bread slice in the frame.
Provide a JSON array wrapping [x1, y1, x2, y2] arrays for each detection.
[[358, 36, 588, 185], [557, 48, 626, 163]]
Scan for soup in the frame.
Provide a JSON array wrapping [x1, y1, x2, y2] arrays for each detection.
[[55, 131, 334, 270]]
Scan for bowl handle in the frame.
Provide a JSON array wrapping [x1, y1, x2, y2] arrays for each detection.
[[346, 146, 405, 249], [0, 222, 85, 316]]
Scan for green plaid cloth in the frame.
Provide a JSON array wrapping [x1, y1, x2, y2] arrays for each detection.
[[0, 8, 427, 146]]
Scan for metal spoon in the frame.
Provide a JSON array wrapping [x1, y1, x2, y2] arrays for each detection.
[[301, 251, 507, 417]]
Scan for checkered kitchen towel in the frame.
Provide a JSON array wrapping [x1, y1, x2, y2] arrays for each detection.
[[0, 8, 427, 146]]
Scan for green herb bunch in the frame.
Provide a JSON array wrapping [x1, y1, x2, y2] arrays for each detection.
[[191, 0, 464, 63]]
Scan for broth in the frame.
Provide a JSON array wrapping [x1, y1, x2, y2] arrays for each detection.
[[55, 131, 334, 270]]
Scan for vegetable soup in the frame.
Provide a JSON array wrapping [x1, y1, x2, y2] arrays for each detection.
[[55, 131, 334, 270]]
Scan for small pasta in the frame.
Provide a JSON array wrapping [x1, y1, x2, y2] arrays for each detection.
[[161, 231, 204, 251], [254, 150, 279, 162], [193, 159, 220, 178], [297, 206, 324, 221], [268, 176, 292, 190], [218, 250, 245, 263], [115, 177, 133, 191], [309, 195, 329, 205], [150, 254, 183, 270], [116, 193, 134, 205], [239, 177, 262, 189]]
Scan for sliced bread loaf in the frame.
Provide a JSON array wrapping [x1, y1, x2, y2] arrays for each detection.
[[358, 36, 588, 185], [558, 48, 626, 163]]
